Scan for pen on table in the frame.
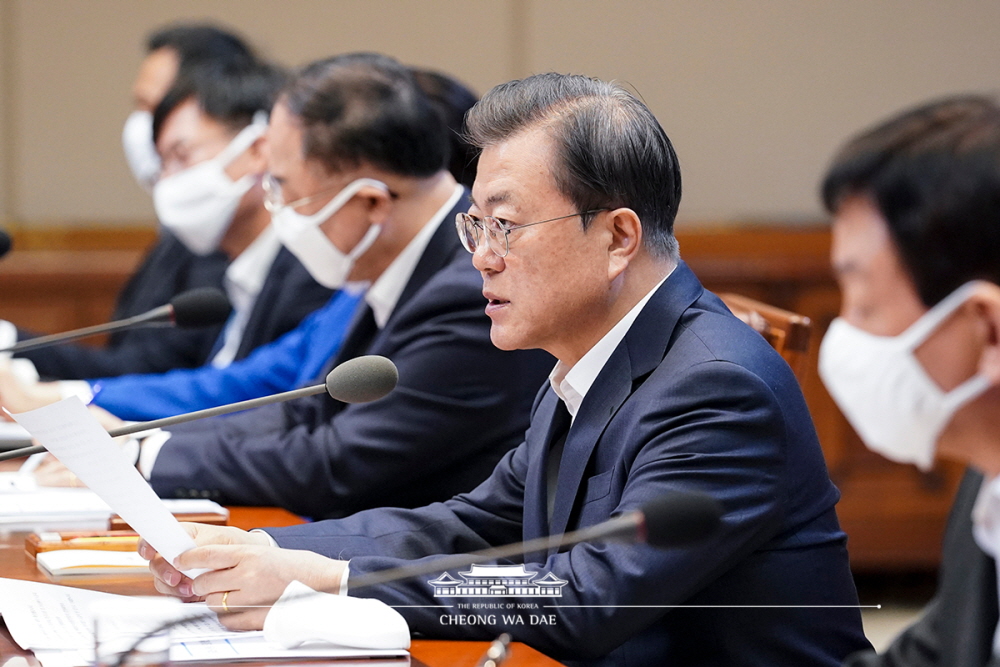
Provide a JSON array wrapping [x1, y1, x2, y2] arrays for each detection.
[[474, 633, 511, 667]]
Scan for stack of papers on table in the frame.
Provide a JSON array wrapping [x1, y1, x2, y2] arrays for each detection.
[[0, 488, 228, 532], [0, 578, 409, 667]]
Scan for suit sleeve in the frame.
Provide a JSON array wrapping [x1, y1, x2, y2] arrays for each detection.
[[148, 268, 548, 517], [89, 291, 359, 421], [264, 360, 835, 661]]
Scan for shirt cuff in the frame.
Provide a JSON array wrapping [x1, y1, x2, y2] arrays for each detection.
[[136, 429, 172, 479]]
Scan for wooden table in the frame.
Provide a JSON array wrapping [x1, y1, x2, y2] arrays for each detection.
[[0, 506, 564, 667]]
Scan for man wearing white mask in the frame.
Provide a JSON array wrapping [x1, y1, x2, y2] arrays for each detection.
[[1, 24, 260, 379], [816, 95, 1000, 667], [0, 55, 335, 425]]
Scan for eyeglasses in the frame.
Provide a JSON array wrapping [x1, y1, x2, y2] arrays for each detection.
[[262, 174, 341, 214], [455, 209, 607, 257]]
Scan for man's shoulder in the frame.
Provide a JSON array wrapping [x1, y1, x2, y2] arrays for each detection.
[[671, 292, 793, 375]]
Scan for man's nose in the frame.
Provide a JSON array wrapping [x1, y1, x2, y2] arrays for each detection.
[[472, 241, 504, 273]]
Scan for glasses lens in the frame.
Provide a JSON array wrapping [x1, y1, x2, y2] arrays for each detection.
[[455, 213, 479, 253], [483, 217, 509, 256]]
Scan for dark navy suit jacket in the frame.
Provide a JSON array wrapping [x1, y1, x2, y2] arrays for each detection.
[[846, 469, 999, 667], [17, 231, 230, 379], [151, 199, 555, 518], [267, 262, 871, 666]]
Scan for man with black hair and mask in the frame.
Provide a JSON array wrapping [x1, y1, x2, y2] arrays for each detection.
[[0, 56, 338, 442], [0, 24, 263, 380], [815, 95, 1000, 667]]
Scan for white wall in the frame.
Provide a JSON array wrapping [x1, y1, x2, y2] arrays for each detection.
[[2, 0, 1000, 226]]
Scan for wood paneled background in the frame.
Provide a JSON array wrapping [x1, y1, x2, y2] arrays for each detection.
[[0, 224, 959, 571]]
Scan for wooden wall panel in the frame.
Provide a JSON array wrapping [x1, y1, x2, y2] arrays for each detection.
[[0, 225, 959, 571]]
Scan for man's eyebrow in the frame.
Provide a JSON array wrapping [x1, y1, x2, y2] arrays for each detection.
[[469, 192, 512, 210]]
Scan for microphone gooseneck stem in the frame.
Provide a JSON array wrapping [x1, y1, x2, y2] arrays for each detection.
[[0, 382, 329, 462], [347, 512, 640, 591], [0, 306, 172, 354]]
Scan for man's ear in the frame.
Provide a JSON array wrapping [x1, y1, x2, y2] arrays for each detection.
[[606, 208, 643, 281], [358, 184, 393, 226], [973, 283, 1000, 384], [246, 135, 268, 174]]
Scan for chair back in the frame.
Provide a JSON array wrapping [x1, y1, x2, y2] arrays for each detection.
[[718, 293, 812, 381]]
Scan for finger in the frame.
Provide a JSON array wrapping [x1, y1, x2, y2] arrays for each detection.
[[137, 539, 155, 561], [174, 544, 246, 572], [148, 554, 187, 588], [189, 567, 243, 599]]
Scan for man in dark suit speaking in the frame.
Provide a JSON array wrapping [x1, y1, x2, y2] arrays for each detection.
[[146, 73, 869, 666]]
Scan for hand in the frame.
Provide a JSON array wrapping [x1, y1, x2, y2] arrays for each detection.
[[33, 455, 82, 487], [141, 523, 267, 600], [0, 363, 60, 416], [142, 523, 347, 631]]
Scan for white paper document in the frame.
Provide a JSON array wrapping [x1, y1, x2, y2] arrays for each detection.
[[0, 578, 409, 666], [8, 398, 200, 573]]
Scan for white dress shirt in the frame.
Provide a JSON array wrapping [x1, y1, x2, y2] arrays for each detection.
[[211, 224, 283, 368]]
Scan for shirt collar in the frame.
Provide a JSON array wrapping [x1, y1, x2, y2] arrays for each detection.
[[365, 184, 465, 328], [223, 224, 282, 315], [549, 268, 673, 420]]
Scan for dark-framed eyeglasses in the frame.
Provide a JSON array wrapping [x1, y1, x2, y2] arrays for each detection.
[[455, 209, 607, 257]]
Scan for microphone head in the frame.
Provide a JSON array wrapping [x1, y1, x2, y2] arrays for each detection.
[[641, 491, 723, 548], [169, 288, 232, 328], [324, 355, 399, 404], [0, 229, 11, 259]]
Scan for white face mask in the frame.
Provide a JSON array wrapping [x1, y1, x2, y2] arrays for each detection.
[[819, 281, 993, 471], [122, 110, 161, 191], [271, 178, 387, 289], [152, 116, 267, 256]]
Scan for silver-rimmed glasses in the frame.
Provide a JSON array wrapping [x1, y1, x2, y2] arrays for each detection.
[[455, 209, 607, 257], [262, 174, 340, 214]]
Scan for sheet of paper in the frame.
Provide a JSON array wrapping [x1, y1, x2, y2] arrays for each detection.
[[0, 579, 407, 667], [8, 398, 200, 573]]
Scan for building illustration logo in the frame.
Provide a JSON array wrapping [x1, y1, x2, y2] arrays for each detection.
[[429, 564, 569, 598]]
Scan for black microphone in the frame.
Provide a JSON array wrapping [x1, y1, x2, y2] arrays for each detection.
[[347, 490, 724, 591], [0, 229, 11, 259], [0, 287, 232, 354], [0, 355, 399, 462]]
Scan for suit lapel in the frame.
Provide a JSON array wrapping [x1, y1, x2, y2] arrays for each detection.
[[523, 391, 570, 550], [545, 262, 706, 541]]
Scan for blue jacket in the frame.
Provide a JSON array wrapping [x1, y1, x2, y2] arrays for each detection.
[[266, 263, 871, 667], [90, 289, 361, 421]]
